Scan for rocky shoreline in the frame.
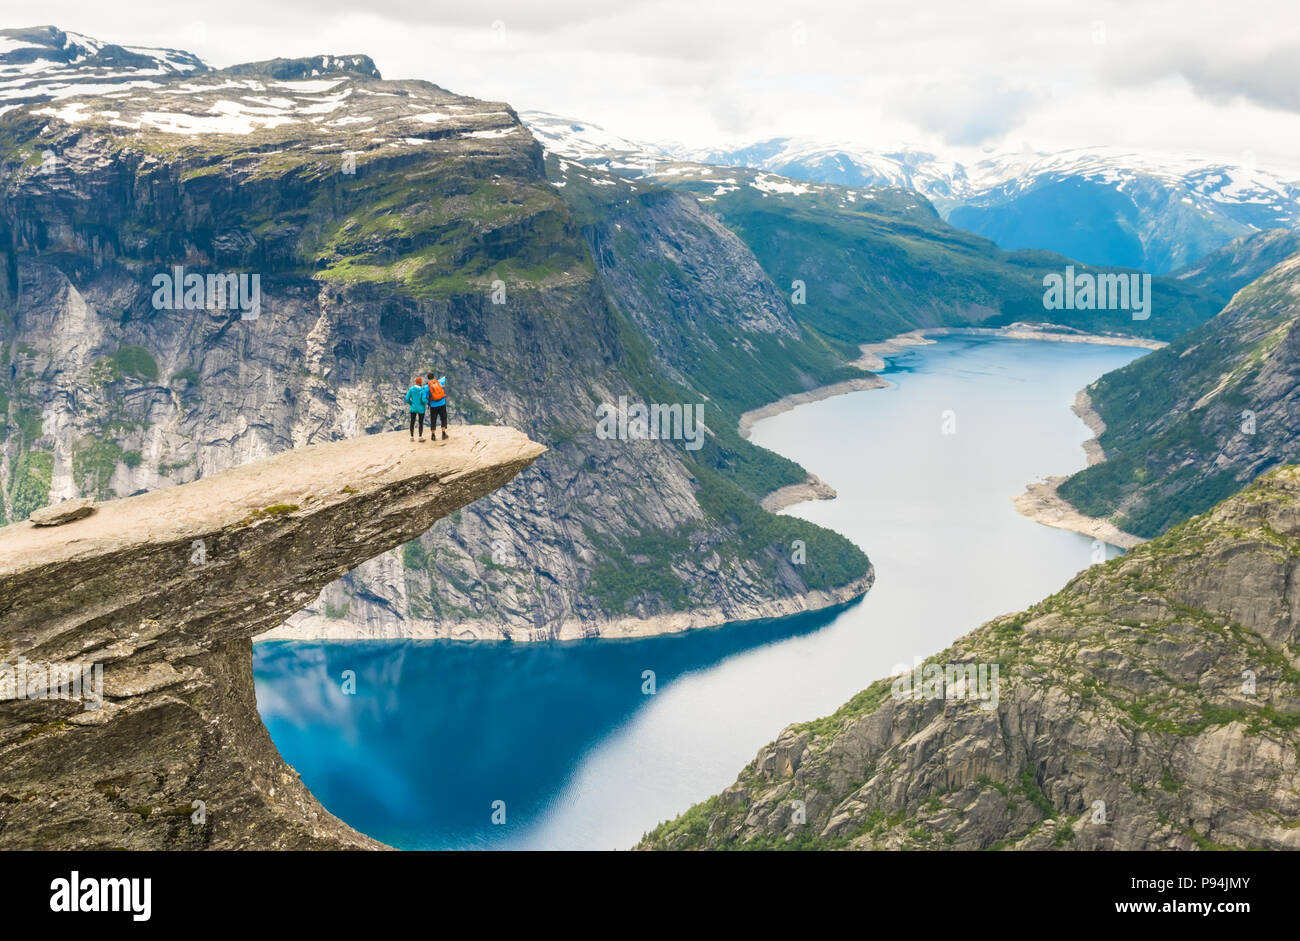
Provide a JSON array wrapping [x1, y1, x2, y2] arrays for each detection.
[[923, 322, 1167, 350], [1012, 388, 1146, 549], [737, 375, 889, 439], [852, 324, 1155, 550], [855, 323, 1166, 370], [1013, 477, 1145, 549], [267, 571, 875, 642], [853, 330, 936, 370], [547, 571, 874, 641], [759, 473, 837, 512], [1072, 388, 1109, 466]]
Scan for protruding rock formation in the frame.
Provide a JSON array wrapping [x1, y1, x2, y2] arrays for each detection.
[[0, 427, 544, 849]]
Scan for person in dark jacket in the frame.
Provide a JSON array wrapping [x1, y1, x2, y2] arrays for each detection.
[[426, 371, 449, 441]]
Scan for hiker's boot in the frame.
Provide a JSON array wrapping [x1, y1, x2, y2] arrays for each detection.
[[442, 430, 449, 440]]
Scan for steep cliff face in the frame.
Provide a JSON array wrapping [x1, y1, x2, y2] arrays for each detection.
[[0, 34, 873, 640], [1057, 251, 1300, 537], [586, 186, 798, 375], [557, 162, 867, 442], [641, 466, 1300, 850], [0, 428, 544, 849]]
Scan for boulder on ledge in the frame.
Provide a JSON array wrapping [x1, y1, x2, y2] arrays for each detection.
[[29, 497, 96, 527]]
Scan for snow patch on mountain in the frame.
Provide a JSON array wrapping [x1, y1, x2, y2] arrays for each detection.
[[522, 111, 1300, 271], [0, 25, 207, 106]]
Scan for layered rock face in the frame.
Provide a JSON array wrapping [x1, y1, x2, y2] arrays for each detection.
[[641, 466, 1300, 850], [0, 427, 544, 849]]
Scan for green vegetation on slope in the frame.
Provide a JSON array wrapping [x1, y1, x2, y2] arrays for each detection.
[[663, 177, 1239, 344], [8, 450, 53, 521], [640, 466, 1300, 850], [72, 436, 127, 500], [575, 294, 872, 617], [105, 345, 159, 382], [1058, 255, 1300, 537], [314, 167, 593, 298]]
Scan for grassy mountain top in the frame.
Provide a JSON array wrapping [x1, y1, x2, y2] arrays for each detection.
[[0, 64, 590, 301]]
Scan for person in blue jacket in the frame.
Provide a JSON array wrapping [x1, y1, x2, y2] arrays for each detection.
[[405, 376, 429, 441], [426, 371, 449, 441]]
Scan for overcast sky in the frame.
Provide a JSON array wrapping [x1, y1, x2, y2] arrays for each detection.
[[12, 0, 1300, 173]]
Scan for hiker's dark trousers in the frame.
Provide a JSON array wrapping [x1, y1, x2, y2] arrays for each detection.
[[409, 411, 425, 436], [429, 404, 448, 430]]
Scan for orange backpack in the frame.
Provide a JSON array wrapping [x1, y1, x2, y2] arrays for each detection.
[[428, 379, 445, 401]]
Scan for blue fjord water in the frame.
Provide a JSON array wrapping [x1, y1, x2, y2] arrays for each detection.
[[253, 335, 1147, 849]]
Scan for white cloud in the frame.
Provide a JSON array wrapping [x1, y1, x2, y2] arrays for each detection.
[[17, 0, 1300, 174]]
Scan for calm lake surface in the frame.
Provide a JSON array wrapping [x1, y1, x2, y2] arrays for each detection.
[[253, 335, 1147, 849]]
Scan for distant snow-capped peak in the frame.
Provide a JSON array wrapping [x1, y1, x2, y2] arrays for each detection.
[[0, 25, 208, 113], [673, 137, 972, 199], [964, 146, 1299, 203], [521, 110, 673, 173], [688, 138, 1300, 210], [525, 113, 1300, 222]]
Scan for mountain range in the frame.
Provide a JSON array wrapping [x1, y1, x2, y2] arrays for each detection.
[[0, 24, 206, 107], [0, 26, 874, 642], [3, 27, 1296, 644], [526, 112, 1300, 274], [3, 24, 1299, 855]]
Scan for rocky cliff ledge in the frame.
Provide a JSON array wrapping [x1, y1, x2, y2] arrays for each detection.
[[642, 466, 1300, 850], [0, 427, 544, 849]]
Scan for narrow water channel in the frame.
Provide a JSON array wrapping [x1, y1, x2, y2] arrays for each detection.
[[254, 335, 1147, 849]]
